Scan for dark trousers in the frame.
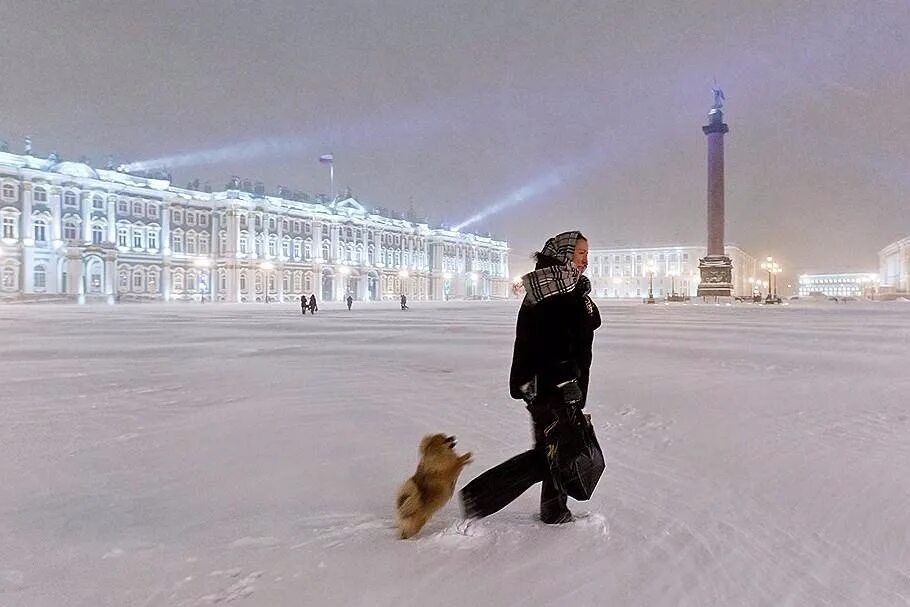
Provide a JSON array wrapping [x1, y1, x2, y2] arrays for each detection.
[[460, 407, 569, 521]]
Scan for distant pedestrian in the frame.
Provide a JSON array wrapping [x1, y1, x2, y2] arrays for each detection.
[[300, 294, 308, 315], [309, 293, 318, 313], [400, 294, 408, 311], [346, 294, 353, 310]]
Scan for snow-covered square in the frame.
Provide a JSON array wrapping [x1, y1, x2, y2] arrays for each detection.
[[1, 301, 909, 606]]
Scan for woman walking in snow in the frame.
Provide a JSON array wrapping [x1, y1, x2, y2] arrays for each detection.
[[460, 231, 601, 524]]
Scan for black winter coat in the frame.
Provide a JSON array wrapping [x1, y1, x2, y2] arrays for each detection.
[[509, 283, 601, 406]]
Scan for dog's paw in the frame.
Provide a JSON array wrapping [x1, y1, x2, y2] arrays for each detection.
[[461, 451, 474, 464]]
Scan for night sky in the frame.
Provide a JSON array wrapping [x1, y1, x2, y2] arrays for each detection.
[[2, 1, 908, 276]]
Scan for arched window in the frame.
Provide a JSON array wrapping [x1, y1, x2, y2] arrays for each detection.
[[304, 241, 312, 260], [1, 265, 16, 290], [173, 271, 184, 291], [33, 186, 48, 202], [185, 232, 196, 254], [268, 235, 278, 257], [187, 272, 197, 291], [63, 191, 77, 206], [199, 234, 209, 254], [240, 272, 248, 292], [92, 225, 104, 244], [33, 265, 47, 289], [147, 268, 159, 293], [1, 184, 14, 199], [64, 221, 78, 241], [282, 237, 291, 258], [33, 219, 48, 242], [1, 215, 15, 239], [92, 195, 104, 210], [132, 269, 144, 291], [293, 271, 302, 292], [322, 241, 330, 261], [304, 272, 312, 292], [218, 270, 226, 291], [254, 271, 263, 293]]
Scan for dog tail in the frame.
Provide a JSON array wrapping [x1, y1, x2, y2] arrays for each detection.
[[396, 480, 423, 518]]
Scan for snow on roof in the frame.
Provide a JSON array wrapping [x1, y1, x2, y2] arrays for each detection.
[[49, 161, 99, 180]]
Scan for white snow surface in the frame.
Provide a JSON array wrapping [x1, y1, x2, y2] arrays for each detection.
[[1, 300, 909, 606]]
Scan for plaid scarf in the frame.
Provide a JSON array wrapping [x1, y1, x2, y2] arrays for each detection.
[[522, 231, 591, 305]]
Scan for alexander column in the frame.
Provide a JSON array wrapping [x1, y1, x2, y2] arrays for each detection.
[[697, 86, 734, 298]]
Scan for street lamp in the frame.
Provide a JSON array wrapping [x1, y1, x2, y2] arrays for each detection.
[[645, 260, 657, 304], [261, 261, 275, 303], [760, 257, 782, 303], [667, 269, 680, 299]]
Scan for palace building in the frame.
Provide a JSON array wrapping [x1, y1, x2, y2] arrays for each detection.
[[0, 150, 510, 303]]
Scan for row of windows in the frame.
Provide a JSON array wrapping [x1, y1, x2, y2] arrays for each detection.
[[1, 215, 112, 244], [118, 226, 160, 251], [0, 184, 162, 217], [0, 264, 50, 291], [171, 208, 208, 226]]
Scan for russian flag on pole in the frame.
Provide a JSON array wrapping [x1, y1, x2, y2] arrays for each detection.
[[318, 153, 334, 165]]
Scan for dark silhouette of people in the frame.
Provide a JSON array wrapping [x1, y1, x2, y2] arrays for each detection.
[[300, 294, 308, 315], [309, 293, 318, 313], [400, 294, 408, 310], [346, 294, 353, 310]]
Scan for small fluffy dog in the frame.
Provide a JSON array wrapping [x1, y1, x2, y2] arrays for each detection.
[[396, 434, 472, 539]]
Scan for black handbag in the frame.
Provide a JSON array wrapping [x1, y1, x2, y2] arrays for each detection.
[[543, 408, 605, 501]]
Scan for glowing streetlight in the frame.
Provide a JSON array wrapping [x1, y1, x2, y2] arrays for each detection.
[[261, 261, 275, 303], [645, 260, 657, 304], [760, 257, 782, 303], [668, 269, 680, 298]]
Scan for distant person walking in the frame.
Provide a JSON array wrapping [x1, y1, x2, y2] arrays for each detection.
[[346, 294, 353, 310], [300, 294, 308, 315], [400, 293, 408, 311], [309, 293, 318, 313]]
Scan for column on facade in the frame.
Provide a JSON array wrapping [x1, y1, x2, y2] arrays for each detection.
[[209, 209, 219, 299], [104, 251, 117, 304], [51, 188, 62, 241], [107, 195, 116, 243], [223, 207, 241, 303], [19, 183, 34, 292], [160, 202, 172, 300], [66, 249, 82, 298], [81, 192, 92, 242], [374, 229, 382, 270]]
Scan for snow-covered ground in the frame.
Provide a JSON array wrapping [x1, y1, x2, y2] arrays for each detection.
[[1, 300, 909, 606]]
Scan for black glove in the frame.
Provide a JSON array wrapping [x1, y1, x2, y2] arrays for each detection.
[[556, 379, 583, 408], [517, 378, 537, 406]]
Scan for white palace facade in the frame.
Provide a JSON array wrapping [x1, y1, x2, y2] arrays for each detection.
[[0, 151, 510, 303], [587, 244, 757, 299]]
